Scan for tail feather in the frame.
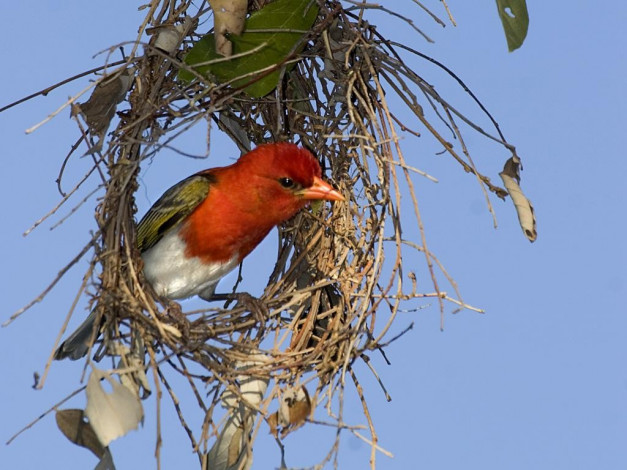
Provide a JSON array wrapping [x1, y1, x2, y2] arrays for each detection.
[[54, 310, 99, 361]]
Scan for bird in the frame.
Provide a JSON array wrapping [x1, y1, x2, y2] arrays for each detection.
[[54, 142, 344, 360]]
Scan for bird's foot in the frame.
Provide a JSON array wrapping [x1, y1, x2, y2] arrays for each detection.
[[164, 300, 190, 339], [211, 292, 268, 338]]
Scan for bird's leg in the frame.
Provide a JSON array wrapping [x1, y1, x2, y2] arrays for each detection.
[[208, 292, 268, 337], [163, 299, 190, 339]]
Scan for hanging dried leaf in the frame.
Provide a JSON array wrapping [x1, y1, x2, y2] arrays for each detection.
[[56, 409, 106, 458], [110, 342, 152, 400], [268, 385, 311, 438], [152, 16, 194, 55], [94, 449, 116, 470], [85, 368, 144, 447], [56, 409, 117, 469], [500, 156, 537, 242], [73, 68, 134, 152], [206, 355, 269, 470], [209, 0, 248, 56]]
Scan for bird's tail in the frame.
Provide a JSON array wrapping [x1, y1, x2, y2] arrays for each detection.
[[54, 310, 99, 360]]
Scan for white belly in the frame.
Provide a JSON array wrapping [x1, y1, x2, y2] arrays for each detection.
[[141, 229, 239, 300]]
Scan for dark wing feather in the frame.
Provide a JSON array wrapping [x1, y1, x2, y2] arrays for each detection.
[[136, 173, 215, 253]]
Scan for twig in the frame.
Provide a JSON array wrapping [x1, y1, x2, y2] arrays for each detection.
[[3, 233, 98, 326]]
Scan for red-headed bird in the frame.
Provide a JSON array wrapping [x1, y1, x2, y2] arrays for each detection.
[[54, 142, 344, 360]]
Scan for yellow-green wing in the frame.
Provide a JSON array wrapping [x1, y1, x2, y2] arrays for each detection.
[[136, 173, 215, 253]]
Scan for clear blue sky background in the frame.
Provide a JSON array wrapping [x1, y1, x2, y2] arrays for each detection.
[[2, 2, 626, 469]]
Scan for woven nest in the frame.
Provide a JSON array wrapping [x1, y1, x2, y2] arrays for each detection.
[[13, 0, 518, 467]]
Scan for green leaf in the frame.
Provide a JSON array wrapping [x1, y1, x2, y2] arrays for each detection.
[[496, 0, 529, 52], [180, 0, 318, 97]]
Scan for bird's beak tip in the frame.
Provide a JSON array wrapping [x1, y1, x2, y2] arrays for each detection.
[[302, 176, 345, 202]]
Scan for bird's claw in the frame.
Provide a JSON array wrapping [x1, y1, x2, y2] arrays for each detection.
[[212, 292, 268, 338], [237, 291, 267, 322], [165, 300, 190, 339]]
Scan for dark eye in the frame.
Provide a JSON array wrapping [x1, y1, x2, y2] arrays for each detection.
[[279, 177, 296, 189]]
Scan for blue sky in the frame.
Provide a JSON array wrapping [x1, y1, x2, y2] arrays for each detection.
[[1, 2, 626, 469]]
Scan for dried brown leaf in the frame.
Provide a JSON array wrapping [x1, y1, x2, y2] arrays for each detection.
[[55, 409, 106, 458]]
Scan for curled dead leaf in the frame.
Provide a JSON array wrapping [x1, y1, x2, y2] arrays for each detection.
[[85, 367, 144, 447], [152, 16, 194, 54], [209, 0, 247, 56], [206, 355, 269, 470], [75, 69, 134, 135], [500, 155, 537, 242], [56, 409, 105, 458], [269, 385, 311, 438]]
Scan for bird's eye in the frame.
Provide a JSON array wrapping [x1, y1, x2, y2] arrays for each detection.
[[279, 177, 296, 189]]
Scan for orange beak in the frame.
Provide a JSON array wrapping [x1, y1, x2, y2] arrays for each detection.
[[300, 176, 345, 201]]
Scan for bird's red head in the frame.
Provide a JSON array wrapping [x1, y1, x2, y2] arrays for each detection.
[[229, 142, 344, 217], [238, 142, 322, 188], [183, 143, 343, 263]]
